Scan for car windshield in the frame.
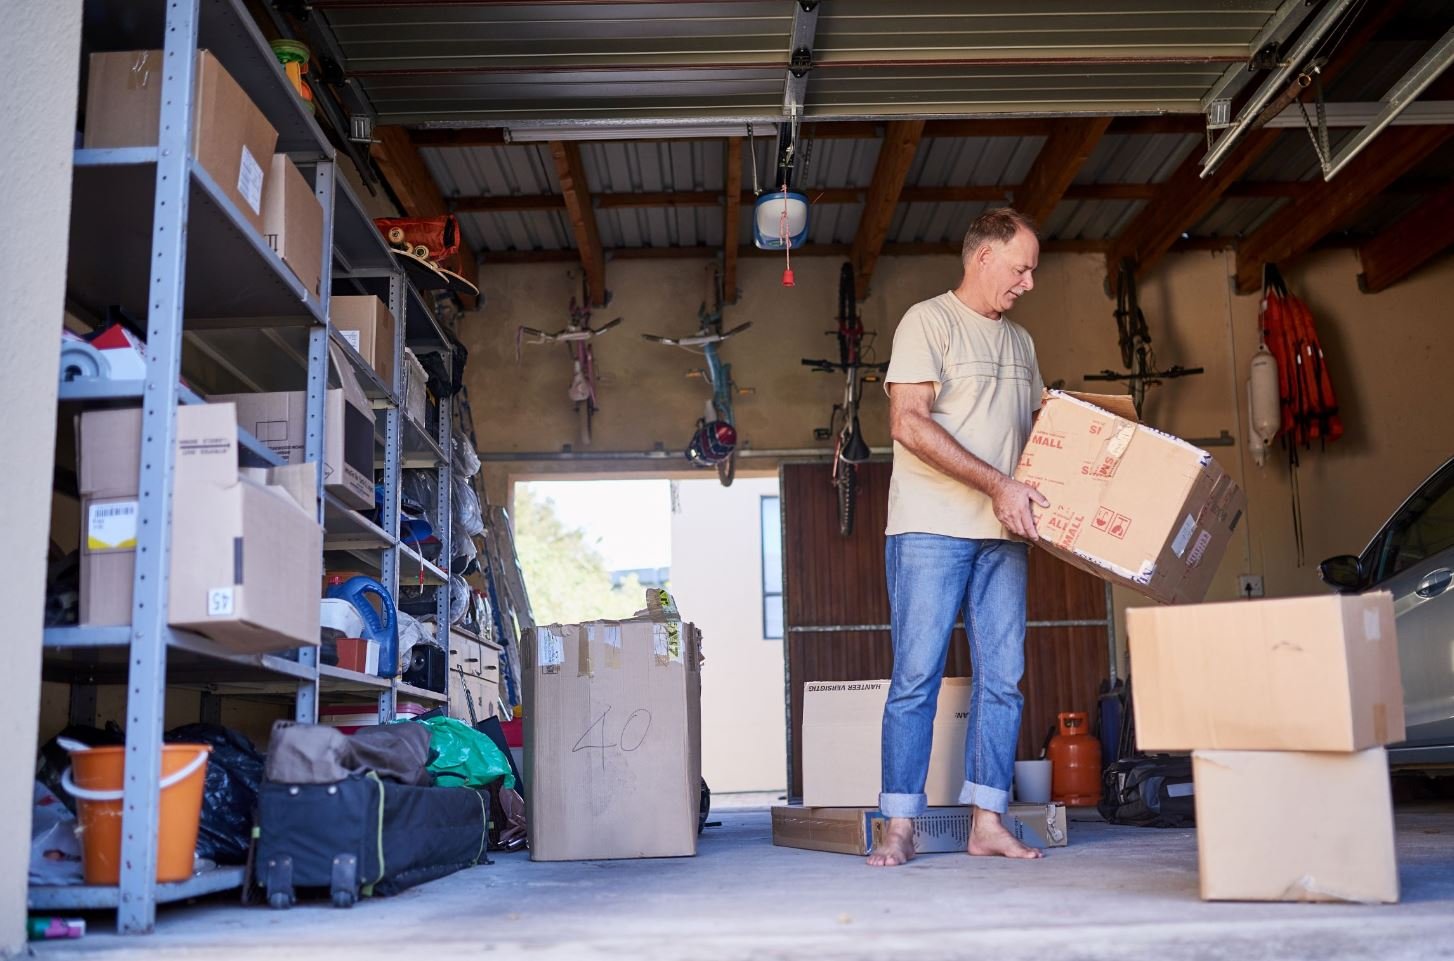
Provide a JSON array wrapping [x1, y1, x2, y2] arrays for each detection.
[[1366, 460, 1454, 584]]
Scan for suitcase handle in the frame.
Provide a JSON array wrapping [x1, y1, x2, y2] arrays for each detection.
[[60, 748, 209, 802]]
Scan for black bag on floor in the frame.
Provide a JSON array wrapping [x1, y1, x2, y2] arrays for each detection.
[[1096, 674, 1195, 828], [254, 773, 490, 909]]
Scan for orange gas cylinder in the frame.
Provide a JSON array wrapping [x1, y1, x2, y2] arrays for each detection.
[[1047, 711, 1101, 806]]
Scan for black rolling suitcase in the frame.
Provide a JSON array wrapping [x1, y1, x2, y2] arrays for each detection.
[[255, 773, 490, 908]]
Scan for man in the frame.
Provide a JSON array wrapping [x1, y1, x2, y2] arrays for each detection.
[[867, 207, 1049, 868]]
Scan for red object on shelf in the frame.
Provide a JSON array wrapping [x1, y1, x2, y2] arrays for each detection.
[[500, 717, 523, 748]]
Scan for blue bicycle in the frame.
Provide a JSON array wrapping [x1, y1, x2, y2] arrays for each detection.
[[641, 262, 752, 486]]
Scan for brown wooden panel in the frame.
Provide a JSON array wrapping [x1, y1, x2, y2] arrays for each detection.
[[781, 461, 1109, 797]]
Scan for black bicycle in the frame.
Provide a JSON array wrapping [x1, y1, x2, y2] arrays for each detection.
[[802, 263, 888, 536]]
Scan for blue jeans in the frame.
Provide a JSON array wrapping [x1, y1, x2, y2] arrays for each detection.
[[880, 533, 1029, 818]]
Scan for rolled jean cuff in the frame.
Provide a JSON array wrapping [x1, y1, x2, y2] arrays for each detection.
[[878, 792, 927, 819], [958, 781, 1009, 814]]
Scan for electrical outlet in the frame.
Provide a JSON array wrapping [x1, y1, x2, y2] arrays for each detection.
[[1238, 574, 1265, 599]]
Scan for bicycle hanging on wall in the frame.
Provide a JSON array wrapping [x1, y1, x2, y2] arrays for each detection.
[[801, 262, 888, 536], [1084, 258, 1202, 416], [640, 261, 753, 486], [516, 272, 623, 448]]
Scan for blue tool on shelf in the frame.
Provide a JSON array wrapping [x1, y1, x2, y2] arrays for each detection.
[[326, 576, 398, 678]]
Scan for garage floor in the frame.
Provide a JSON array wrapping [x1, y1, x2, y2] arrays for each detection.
[[37, 801, 1454, 961]]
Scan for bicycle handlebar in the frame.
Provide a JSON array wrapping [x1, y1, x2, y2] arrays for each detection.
[[801, 358, 890, 372]]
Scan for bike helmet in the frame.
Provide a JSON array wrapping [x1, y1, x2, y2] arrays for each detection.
[[685, 419, 737, 467]]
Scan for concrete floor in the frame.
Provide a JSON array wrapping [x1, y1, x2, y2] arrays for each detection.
[[37, 802, 1454, 961]]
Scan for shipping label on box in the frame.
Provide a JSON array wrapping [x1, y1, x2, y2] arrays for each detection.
[[85, 500, 138, 553]]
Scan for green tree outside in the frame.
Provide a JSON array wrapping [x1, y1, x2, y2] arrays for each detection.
[[512, 487, 650, 624]]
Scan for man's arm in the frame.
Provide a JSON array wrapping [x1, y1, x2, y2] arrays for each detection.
[[888, 382, 1048, 540]]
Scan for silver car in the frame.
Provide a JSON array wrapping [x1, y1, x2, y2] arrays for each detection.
[[1320, 456, 1454, 767]]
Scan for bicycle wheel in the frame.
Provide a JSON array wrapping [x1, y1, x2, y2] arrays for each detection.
[[836, 461, 856, 537], [716, 450, 736, 488]]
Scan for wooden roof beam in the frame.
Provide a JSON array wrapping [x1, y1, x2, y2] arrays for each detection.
[[1013, 117, 1113, 227], [724, 138, 743, 304], [548, 140, 607, 307], [850, 119, 925, 300], [1357, 181, 1454, 293]]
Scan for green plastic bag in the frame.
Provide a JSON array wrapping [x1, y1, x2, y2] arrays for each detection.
[[417, 716, 515, 790]]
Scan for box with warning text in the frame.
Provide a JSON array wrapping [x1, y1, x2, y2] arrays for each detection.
[[1013, 391, 1244, 605]]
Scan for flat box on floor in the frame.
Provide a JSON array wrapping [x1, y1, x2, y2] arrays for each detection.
[[212, 343, 376, 509], [84, 50, 278, 234], [77, 403, 322, 652], [331, 295, 397, 388], [771, 804, 1067, 856], [1193, 748, 1398, 903], [1013, 391, 1245, 605], [262, 153, 324, 299], [524, 592, 702, 861], [1128, 593, 1403, 752], [802, 678, 970, 808]]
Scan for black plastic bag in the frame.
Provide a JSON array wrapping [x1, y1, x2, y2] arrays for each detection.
[[164, 724, 264, 864], [37, 724, 125, 814]]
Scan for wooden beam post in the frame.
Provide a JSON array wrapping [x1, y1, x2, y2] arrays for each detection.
[[370, 125, 480, 306], [1013, 117, 1113, 226], [1358, 181, 1454, 293], [850, 119, 925, 300], [548, 140, 607, 307], [1234, 124, 1454, 294], [724, 138, 743, 304]]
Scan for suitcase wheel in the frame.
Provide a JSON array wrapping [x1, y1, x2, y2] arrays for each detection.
[[268, 892, 293, 911], [331, 854, 359, 909]]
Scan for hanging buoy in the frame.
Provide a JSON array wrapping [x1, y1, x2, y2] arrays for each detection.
[[1248, 342, 1279, 467]]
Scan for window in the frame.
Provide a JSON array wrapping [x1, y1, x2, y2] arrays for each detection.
[[761, 495, 784, 639], [1367, 461, 1454, 583]]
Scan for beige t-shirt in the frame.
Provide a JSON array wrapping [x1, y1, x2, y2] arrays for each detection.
[[884, 290, 1043, 539]]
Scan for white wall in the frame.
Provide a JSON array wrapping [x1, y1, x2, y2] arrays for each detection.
[[670, 477, 787, 794], [1, 1, 81, 953]]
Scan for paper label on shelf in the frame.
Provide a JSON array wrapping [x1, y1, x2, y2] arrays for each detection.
[[340, 330, 362, 352], [87, 501, 138, 552], [538, 627, 564, 675], [207, 587, 235, 617], [238, 146, 264, 215]]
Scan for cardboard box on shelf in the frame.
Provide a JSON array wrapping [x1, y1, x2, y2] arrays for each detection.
[[84, 50, 278, 234], [262, 154, 323, 298], [331, 295, 397, 388], [1013, 391, 1245, 605], [525, 591, 702, 861], [801, 678, 970, 808], [213, 343, 376, 509], [1193, 748, 1398, 903], [1127, 593, 1403, 752], [771, 803, 1068, 857], [403, 348, 428, 427], [77, 403, 322, 652]]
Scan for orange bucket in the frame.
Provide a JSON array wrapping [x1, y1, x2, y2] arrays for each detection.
[[62, 744, 211, 885]]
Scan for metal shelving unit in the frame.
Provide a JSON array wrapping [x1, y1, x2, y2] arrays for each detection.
[[38, 0, 456, 932]]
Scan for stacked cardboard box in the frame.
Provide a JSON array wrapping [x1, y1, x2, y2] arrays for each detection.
[[1127, 593, 1403, 902], [773, 678, 1068, 856]]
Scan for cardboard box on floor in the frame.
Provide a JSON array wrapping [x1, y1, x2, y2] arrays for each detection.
[[801, 678, 970, 807], [1128, 593, 1403, 752], [1013, 390, 1245, 605], [84, 50, 278, 234], [262, 154, 324, 299], [77, 403, 322, 652], [525, 590, 702, 861], [771, 803, 1067, 856], [213, 342, 376, 509], [1193, 748, 1398, 903], [331, 295, 397, 387]]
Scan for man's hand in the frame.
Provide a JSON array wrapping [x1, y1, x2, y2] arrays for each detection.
[[991, 476, 1049, 540]]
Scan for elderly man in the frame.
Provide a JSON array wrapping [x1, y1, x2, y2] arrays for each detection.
[[868, 207, 1049, 867]]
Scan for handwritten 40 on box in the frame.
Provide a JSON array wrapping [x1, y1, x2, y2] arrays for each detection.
[[1013, 391, 1245, 605], [523, 591, 703, 862]]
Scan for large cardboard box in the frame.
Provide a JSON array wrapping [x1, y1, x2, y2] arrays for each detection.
[[85, 51, 278, 234], [1193, 748, 1398, 903], [77, 404, 322, 652], [525, 591, 702, 861], [771, 803, 1067, 856], [802, 678, 970, 807], [262, 154, 324, 299], [1128, 593, 1403, 752], [1014, 391, 1245, 604], [331, 295, 397, 388], [213, 344, 376, 509]]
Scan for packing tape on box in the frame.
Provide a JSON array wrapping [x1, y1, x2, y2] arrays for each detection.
[[538, 626, 564, 675], [128, 51, 154, 89], [653, 620, 682, 666], [578, 625, 593, 677], [1073, 548, 1156, 585]]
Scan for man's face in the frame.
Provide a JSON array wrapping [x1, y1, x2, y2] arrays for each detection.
[[974, 228, 1039, 316]]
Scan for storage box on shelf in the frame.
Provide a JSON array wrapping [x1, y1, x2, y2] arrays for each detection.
[[262, 153, 324, 298]]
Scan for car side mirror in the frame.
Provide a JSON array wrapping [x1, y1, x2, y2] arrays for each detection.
[[1318, 555, 1363, 592]]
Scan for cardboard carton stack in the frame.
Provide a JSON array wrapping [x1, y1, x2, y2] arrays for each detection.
[[772, 678, 1068, 857], [1127, 593, 1404, 903]]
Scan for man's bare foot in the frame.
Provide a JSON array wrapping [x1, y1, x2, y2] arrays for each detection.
[[866, 818, 916, 867], [967, 809, 1044, 859]]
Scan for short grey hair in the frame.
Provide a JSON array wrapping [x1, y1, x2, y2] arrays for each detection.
[[960, 207, 1040, 263]]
